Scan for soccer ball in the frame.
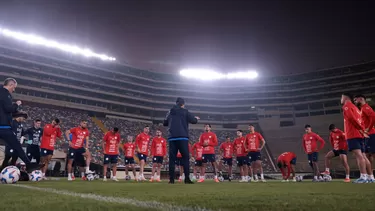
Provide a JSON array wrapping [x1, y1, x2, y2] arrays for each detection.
[[296, 175, 303, 182], [1, 166, 20, 184], [29, 170, 43, 182], [323, 175, 332, 182], [218, 176, 224, 182], [86, 173, 95, 181], [125, 175, 131, 180]]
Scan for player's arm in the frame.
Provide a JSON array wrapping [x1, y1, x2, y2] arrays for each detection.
[[285, 162, 292, 179], [316, 135, 325, 151], [65, 128, 72, 141], [344, 107, 364, 131], [85, 136, 89, 149], [199, 135, 204, 146], [163, 110, 170, 127], [102, 133, 107, 153], [219, 144, 224, 157], [135, 135, 141, 153], [302, 138, 307, 153], [56, 126, 62, 139], [259, 134, 266, 150], [163, 140, 167, 159], [2, 94, 19, 113], [212, 134, 218, 146], [186, 110, 199, 124], [150, 139, 155, 156], [363, 108, 375, 133], [244, 136, 249, 152]]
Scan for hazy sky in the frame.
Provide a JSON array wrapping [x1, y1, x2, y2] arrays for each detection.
[[0, 0, 374, 75]]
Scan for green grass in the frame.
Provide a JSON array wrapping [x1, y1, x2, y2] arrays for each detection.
[[0, 179, 375, 211]]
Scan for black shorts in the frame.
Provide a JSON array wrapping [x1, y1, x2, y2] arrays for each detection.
[[202, 154, 216, 163], [366, 134, 375, 154], [152, 156, 164, 164], [195, 160, 203, 167], [332, 150, 347, 157], [347, 138, 365, 152], [68, 147, 86, 167], [237, 156, 249, 167], [5, 146, 16, 156], [307, 152, 318, 163], [222, 158, 233, 166], [137, 153, 147, 161], [40, 148, 54, 157], [103, 154, 118, 164], [125, 157, 135, 165], [27, 145, 41, 160], [175, 158, 183, 166], [248, 152, 261, 162]]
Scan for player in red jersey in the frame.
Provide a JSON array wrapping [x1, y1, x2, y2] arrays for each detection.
[[150, 129, 167, 182], [123, 135, 137, 180], [65, 120, 90, 181], [277, 152, 297, 182], [176, 143, 192, 182], [233, 130, 248, 182], [219, 136, 234, 181], [322, 124, 350, 182], [302, 124, 325, 182], [191, 141, 204, 181], [354, 94, 375, 182], [198, 124, 219, 183], [40, 118, 62, 180], [135, 125, 151, 181], [342, 93, 369, 183], [102, 127, 121, 182], [245, 124, 266, 182]]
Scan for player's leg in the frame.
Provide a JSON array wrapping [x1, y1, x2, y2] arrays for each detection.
[[103, 154, 109, 181], [248, 164, 253, 181], [1, 153, 12, 170], [131, 163, 137, 179], [363, 153, 374, 182], [349, 139, 368, 183], [67, 148, 75, 181], [212, 157, 220, 182], [178, 140, 191, 183], [193, 162, 198, 180], [178, 165, 184, 182], [26, 145, 33, 162], [228, 159, 233, 181], [218, 159, 224, 176], [259, 161, 266, 182], [199, 156, 207, 182], [323, 150, 335, 175], [35, 147, 41, 164], [168, 141, 178, 183], [150, 161, 157, 181], [156, 162, 162, 182], [339, 153, 350, 182], [43, 154, 53, 179], [111, 156, 118, 181]]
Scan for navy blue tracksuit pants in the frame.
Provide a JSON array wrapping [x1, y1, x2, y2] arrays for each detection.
[[169, 140, 190, 181], [0, 128, 31, 165]]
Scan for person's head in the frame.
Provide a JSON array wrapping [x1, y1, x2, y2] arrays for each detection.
[[156, 129, 162, 137], [305, 124, 312, 133], [328, 124, 337, 132], [15, 116, 26, 122], [354, 94, 366, 107], [204, 124, 211, 132], [341, 93, 353, 105], [143, 126, 150, 134], [13, 112, 28, 122], [249, 124, 255, 132], [127, 135, 133, 143], [34, 119, 41, 129], [52, 118, 60, 126], [237, 130, 243, 137], [113, 127, 119, 133], [80, 120, 88, 129], [3, 78, 17, 93], [176, 97, 185, 108]]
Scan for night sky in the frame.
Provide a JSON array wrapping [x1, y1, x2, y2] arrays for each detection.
[[0, 0, 374, 76]]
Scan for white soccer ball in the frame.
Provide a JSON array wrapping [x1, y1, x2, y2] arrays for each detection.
[[29, 170, 43, 182], [218, 176, 224, 182], [323, 175, 332, 182], [86, 173, 95, 181], [125, 175, 131, 180], [296, 175, 303, 182], [1, 166, 20, 184]]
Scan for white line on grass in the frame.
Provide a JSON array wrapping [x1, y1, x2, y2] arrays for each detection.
[[14, 184, 213, 211]]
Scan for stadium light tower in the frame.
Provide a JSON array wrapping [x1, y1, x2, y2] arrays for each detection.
[[0, 27, 116, 61], [179, 68, 258, 80]]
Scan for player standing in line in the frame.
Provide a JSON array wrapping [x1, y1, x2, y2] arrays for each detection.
[[342, 93, 370, 183], [302, 124, 325, 182], [24, 119, 43, 164], [198, 124, 219, 183], [102, 127, 121, 182], [354, 94, 375, 182], [322, 124, 350, 182], [233, 130, 248, 182], [65, 120, 90, 181], [219, 136, 234, 181], [135, 125, 151, 181], [277, 152, 297, 182], [191, 141, 204, 181], [176, 143, 192, 182], [150, 129, 167, 182], [245, 124, 266, 182], [123, 135, 137, 180]]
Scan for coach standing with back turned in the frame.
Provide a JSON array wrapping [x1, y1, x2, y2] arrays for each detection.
[[164, 97, 199, 184]]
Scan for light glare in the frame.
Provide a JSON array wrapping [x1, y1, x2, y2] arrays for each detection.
[[180, 69, 258, 80], [0, 28, 116, 61]]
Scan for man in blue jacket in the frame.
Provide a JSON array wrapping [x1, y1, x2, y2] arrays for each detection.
[[164, 97, 199, 184]]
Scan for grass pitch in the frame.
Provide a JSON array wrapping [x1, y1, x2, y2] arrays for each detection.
[[0, 179, 374, 211]]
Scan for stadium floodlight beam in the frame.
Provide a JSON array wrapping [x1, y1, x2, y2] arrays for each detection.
[[179, 69, 258, 80], [0, 27, 116, 61]]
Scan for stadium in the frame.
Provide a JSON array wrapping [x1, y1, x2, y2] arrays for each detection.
[[0, 16, 375, 210]]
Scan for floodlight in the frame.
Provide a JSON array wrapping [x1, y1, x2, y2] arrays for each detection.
[[179, 69, 258, 80]]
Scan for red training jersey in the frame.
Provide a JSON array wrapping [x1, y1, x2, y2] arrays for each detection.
[[361, 103, 375, 135], [329, 129, 348, 151], [220, 142, 234, 159], [177, 143, 192, 158], [40, 124, 62, 151], [192, 143, 204, 160], [135, 132, 150, 155], [199, 131, 218, 154], [233, 136, 247, 157], [343, 101, 365, 139], [103, 131, 121, 155], [245, 132, 264, 152], [277, 152, 296, 163], [302, 132, 325, 154], [151, 137, 167, 157], [70, 127, 90, 149], [123, 143, 135, 158]]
